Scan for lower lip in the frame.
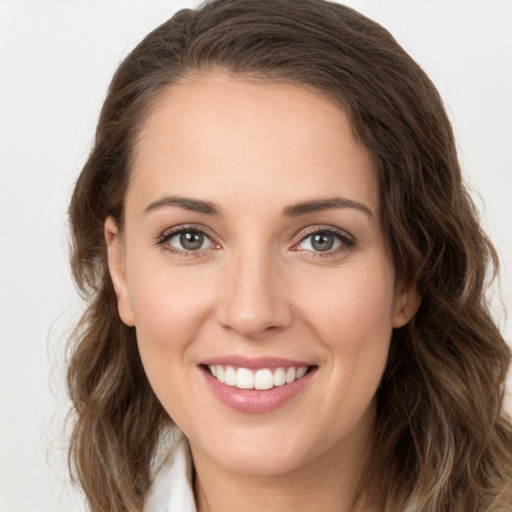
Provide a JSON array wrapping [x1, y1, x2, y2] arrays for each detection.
[[201, 367, 315, 413]]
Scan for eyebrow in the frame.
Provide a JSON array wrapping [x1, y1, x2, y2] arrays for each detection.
[[144, 196, 222, 216], [143, 195, 373, 219], [282, 197, 374, 219]]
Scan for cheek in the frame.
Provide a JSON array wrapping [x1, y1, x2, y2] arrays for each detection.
[[307, 267, 395, 415], [297, 262, 396, 346], [126, 266, 215, 378], [127, 271, 215, 429], [128, 249, 215, 328], [296, 261, 396, 401]]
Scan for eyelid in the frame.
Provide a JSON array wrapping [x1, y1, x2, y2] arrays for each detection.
[[291, 225, 355, 254], [157, 224, 221, 253]]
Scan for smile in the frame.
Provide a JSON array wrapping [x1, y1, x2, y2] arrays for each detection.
[[207, 365, 309, 390], [200, 358, 317, 413]]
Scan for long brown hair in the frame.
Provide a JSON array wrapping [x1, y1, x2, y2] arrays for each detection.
[[67, 1, 512, 510]]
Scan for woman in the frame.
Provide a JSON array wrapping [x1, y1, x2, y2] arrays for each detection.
[[66, 0, 512, 510]]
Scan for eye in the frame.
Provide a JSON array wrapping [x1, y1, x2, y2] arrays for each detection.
[[159, 227, 217, 252], [294, 228, 354, 254], [301, 232, 339, 252]]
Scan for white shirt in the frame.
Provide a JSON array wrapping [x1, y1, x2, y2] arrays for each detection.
[[144, 437, 197, 512]]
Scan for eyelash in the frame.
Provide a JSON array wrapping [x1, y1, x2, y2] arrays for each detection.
[[157, 225, 218, 259], [157, 225, 355, 259], [293, 226, 355, 259]]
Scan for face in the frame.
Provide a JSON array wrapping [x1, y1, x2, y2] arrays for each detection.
[[106, 72, 416, 478]]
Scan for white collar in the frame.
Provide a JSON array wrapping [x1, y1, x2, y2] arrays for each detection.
[[144, 437, 197, 512]]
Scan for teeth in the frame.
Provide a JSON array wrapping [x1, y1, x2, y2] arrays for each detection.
[[273, 367, 286, 387], [254, 369, 273, 390], [224, 366, 236, 386], [236, 367, 254, 389], [285, 367, 296, 384], [208, 364, 309, 390], [296, 366, 307, 379]]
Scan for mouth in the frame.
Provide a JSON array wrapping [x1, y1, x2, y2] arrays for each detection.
[[198, 354, 318, 413], [201, 364, 315, 390], [199, 357, 317, 413]]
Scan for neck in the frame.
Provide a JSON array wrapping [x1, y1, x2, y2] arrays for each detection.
[[190, 420, 374, 512]]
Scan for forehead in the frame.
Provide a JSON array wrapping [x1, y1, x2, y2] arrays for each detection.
[[129, 72, 378, 214]]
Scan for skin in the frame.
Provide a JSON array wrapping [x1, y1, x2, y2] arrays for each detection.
[[106, 72, 419, 512]]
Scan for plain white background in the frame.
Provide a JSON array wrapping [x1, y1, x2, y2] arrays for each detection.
[[1, 1, 511, 511]]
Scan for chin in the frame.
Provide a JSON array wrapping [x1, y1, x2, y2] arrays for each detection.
[[192, 424, 327, 477], [218, 448, 308, 477]]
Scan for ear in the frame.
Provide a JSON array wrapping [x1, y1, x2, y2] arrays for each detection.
[[104, 216, 135, 327], [392, 278, 422, 329]]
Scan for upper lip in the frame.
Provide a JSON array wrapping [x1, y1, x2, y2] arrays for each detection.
[[199, 355, 314, 369]]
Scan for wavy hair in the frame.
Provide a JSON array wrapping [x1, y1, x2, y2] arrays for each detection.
[[67, 0, 512, 510]]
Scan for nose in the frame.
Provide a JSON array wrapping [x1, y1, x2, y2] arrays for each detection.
[[216, 249, 293, 339]]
